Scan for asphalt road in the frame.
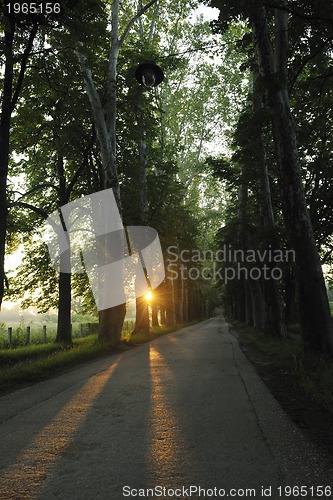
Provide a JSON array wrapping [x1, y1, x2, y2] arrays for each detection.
[[0, 316, 332, 500]]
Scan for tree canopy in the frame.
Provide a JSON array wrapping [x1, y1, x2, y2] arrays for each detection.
[[1, 0, 333, 354]]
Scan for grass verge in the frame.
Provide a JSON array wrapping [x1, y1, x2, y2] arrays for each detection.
[[0, 322, 197, 394], [230, 320, 333, 415], [0, 336, 108, 392]]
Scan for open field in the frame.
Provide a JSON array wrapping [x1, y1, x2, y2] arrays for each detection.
[[0, 317, 135, 348]]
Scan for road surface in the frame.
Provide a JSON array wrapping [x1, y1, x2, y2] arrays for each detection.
[[0, 316, 332, 499]]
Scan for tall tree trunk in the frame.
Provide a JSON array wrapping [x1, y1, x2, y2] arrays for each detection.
[[133, 115, 149, 335], [76, 3, 125, 345], [159, 302, 166, 325], [134, 295, 150, 333], [178, 267, 184, 323], [184, 284, 189, 322], [248, 280, 265, 330], [0, 27, 14, 309], [56, 267, 72, 344], [151, 300, 159, 326], [236, 281, 246, 322], [165, 270, 176, 325], [250, 6, 333, 353], [237, 173, 262, 327], [0, 18, 37, 308], [284, 267, 298, 326], [75, 0, 159, 345], [252, 70, 286, 338], [245, 283, 253, 325], [237, 176, 249, 324], [55, 155, 72, 343]]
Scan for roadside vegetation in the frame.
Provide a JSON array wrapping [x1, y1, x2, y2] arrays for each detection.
[[0, 317, 99, 348], [259, 301, 333, 336], [231, 320, 333, 415], [0, 322, 196, 393]]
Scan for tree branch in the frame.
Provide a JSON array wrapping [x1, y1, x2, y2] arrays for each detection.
[[11, 21, 39, 110], [289, 39, 331, 93], [264, 2, 333, 28], [66, 134, 95, 196], [11, 201, 49, 220], [119, 0, 159, 48], [75, 48, 112, 177], [274, 1, 288, 82], [15, 183, 60, 200]]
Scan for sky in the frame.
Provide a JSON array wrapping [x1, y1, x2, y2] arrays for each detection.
[[191, 3, 219, 21]]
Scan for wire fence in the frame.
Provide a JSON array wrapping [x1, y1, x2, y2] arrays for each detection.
[[0, 320, 135, 349]]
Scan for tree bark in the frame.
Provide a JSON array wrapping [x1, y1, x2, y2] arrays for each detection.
[[75, 3, 125, 345], [165, 271, 176, 325], [178, 267, 185, 323], [55, 155, 72, 344], [284, 267, 298, 325], [0, 17, 38, 308], [151, 300, 159, 326], [0, 26, 14, 309], [252, 70, 286, 338], [245, 283, 253, 325], [159, 302, 166, 325], [133, 100, 150, 336], [248, 279, 265, 330], [250, 6, 333, 353], [75, 0, 159, 345], [134, 296, 150, 334], [56, 259, 72, 344]]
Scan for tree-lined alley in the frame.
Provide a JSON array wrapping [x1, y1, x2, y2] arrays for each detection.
[[1, 0, 333, 356]]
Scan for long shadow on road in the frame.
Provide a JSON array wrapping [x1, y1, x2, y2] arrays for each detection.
[[1, 316, 333, 500]]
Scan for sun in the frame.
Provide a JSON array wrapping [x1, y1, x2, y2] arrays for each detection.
[[145, 291, 153, 301]]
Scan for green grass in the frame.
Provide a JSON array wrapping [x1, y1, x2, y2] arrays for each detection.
[[0, 342, 66, 367], [0, 321, 100, 348], [0, 322, 197, 393], [231, 320, 333, 414], [285, 302, 333, 335], [0, 336, 110, 391]]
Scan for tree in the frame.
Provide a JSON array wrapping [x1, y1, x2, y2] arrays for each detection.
[[71, 0, 161, 345], [0, 4, 39, 309], [211, 0, 333, 354], [7, 23, 96, 343]]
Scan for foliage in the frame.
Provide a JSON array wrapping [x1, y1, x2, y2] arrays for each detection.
[[233, 320, 333, 414], [3, 0, 333, 355]]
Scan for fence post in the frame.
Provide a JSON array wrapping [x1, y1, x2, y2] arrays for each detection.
[[42, 325, 46, 344], [26, 326, 31, 345], [7, 327, 12, 346]]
